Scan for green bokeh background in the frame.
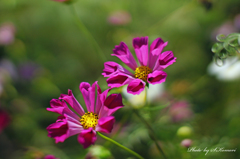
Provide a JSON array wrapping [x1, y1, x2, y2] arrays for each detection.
[[0, 0, 240, 158]]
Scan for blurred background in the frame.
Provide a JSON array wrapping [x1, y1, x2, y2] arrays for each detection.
[[0, 0, 240, 158]]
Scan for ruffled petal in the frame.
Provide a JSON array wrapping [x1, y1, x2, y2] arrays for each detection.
[[149, 38, 168, 69], [98, 93, 124, 118], [154, 51, 176, 71], [112, 42, 138, 70], [46, 116, 69, 143], [95, 83, 103, 115], [59, 90, 85, 116], [106, 73, 135, 88], [127, 79, 145, 95], [147, 70, 167, 84], [95, 116, 115, 133], [102, 61, 133, 77], [66, 115, 83, 137], [47, 99, 67, 115], [79, 82, 96, 113], [78, 128, 97, 149], [105, 94, 124, 116], [47, 99, 80, 123], [133, 37, 149, 66]]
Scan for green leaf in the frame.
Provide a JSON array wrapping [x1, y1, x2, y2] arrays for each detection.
[[216, 34, 226, 42], [223, 41, 236, 55], [218, 50, 228, 59], [229, 39, 239, 47], [211, 42, 223, 53], [227, 33, 240, 38], [238, 36, 240, 46]]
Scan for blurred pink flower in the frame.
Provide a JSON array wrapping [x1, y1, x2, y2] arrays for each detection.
[[181, 139, 192, 148], [46, 81, 124, 148], [0, 109, 10, 133], [44, 155, 59, 159], [102, 36, 176, 95], [0, 23, 15, 46], [211, 21, 237, 40], [169, 101, 193, 123], [52, 0, 69, 2], [234, 14, 240, 30], [107, 11, 131, 25]]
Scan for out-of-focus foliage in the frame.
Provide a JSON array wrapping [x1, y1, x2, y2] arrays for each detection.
[[212, 33, 240, 65], [0, 0, 240, 159]]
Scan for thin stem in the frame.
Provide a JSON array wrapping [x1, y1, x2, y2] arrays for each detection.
[[144, 86, 148, 106], [70, 4, 107, 62], [97, 132, 144, 159], [133, 109, 167, 159]]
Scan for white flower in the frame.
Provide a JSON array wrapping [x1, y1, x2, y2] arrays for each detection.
[[122, 83, 164, 108], [208, 57, 240, 81]]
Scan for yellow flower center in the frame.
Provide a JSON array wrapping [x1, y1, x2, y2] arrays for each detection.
[[134, 66, 152, 81], [80, 112, 99, 129]]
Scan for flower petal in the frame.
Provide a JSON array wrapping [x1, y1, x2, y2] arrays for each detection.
[[133, 37, 149, 66], [147, 70, 167, 84], [112, 42, 138, 70], [154, 51, 176, 70], [149, 38, 168, 69], [46, 116, 69, 143], [59, 90, 85, 116], [95, 116, 115, 133], [98, 93, 124, 118], [95, 83, 103, 115], [106, 73, 134, 88], [66, 116, 83, 137], [102, 61, 133, 77], [47, 99, 67, 115], [127, 79, 145, 95], [79, 82, 96, 113], [78, 128, 97, 149]]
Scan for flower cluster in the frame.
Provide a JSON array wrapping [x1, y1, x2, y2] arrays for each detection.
[[47, 36, 176, 151]]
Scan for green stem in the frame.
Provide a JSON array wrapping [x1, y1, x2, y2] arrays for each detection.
[[70, 4, 107, 62], [133, 109, 167, 159], [97, 132, 144, 159]]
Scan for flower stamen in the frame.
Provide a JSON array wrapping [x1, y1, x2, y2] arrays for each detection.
[[80, 112, 99, 129], [134, 66, 152, 81]]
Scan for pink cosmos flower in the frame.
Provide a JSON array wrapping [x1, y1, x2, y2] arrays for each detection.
[[52, 0, 69, 2], [107, 10, 131, 25], [169, 101, 193, 123], [44, 155, 59, 159], [46, 81, 124, 148], [102, 36, 176, 95], [0, 22, 15, 46]]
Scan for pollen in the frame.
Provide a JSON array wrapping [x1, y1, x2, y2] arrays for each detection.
[[134, 66, 152, 81], [80, 112, 99, 129]]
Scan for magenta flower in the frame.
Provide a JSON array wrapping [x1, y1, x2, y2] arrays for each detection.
[[0, 109, 10, 133], [52, 0, 69, 2], [102, 36, 176, 95], [46, 81, 124, 148], [44, 155, 59, 159]]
